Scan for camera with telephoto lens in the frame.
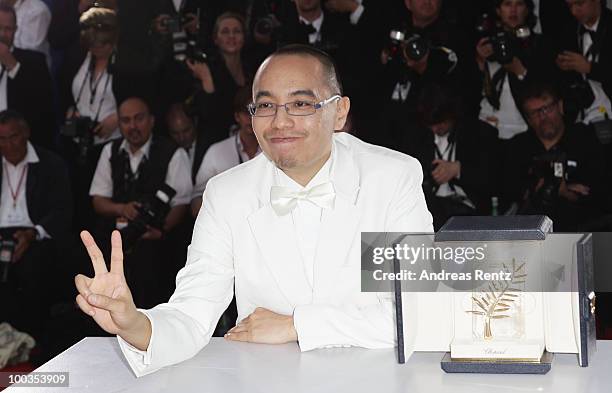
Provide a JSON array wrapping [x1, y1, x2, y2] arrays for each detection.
[[120, 184, 176, 247], [61, 116, 96, 162], [386, 30, 430, 63], [0, 237, 16, 283], [527, 148, 567, 208]]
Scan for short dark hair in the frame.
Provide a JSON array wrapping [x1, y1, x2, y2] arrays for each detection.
[[270, 44, 343, 95], [0, 4, 17, 26], [518, 80, 561, 111], [0, 109, 29, 133], [118, 96, 153, 114], [416, 83, 461, 126]]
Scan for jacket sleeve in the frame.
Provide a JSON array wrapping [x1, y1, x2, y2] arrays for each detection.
[[118, 177, 234, 377]]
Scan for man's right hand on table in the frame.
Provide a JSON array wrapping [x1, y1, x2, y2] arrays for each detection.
[[75, 230, 152, 351]]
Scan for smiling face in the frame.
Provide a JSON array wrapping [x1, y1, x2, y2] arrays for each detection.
[[251, 54, 349, 181]]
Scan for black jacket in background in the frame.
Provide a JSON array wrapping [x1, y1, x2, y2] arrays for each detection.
[[554, 6, 612, 118], [401, 120, 499, 214], [8, 49, 56, 149], [0, 145, 72, 240], [503, 124, 607, 231]]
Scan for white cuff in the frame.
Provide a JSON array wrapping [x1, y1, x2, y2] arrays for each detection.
[[116, 309, 155, 376], [349, 4, 365, 25], [7, 62, 20, 79], [34, 225, 51, 240]]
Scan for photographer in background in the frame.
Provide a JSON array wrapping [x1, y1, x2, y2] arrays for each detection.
[[66, 6, 121, 149], [166, 102, 206, 183], [476, 0, 552, 140], [89, 97, 192, 307], [61, 5, 120, 230], [375, 0, 468, 149], [190, 86, 259, 217], [190, 12, 257, 147], [555, 0, 612, 124], [504, 81, 608, 231], [0, 110, 72, 344], [152, 0, 215, 116], [0, 4, 54, 149], [401, 83, 498, 230]]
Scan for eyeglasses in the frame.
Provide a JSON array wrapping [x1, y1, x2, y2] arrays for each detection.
[[525, 100, 558, 120], [247, 95, 341, 117]]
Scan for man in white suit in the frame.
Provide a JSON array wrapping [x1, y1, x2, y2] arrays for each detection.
[[74, 44, 433, 377]]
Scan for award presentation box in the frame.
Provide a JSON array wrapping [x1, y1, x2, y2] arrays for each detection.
[[399, 216, 596, 374]]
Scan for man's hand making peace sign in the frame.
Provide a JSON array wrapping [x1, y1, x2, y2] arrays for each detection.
[[74, 231, 152, 351]]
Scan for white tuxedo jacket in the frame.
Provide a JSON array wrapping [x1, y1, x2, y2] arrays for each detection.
[[118, 132, 433, 376]]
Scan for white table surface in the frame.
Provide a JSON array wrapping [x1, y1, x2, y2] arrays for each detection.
[[5, 338, 611, 393]]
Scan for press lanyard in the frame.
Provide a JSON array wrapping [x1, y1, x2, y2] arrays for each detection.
[[74, 55, 112, 122], [3, 163, 28, 209]]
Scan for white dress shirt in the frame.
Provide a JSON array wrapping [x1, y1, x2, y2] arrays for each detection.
[[13, 0, 51, 65], [192, 133, 260, 199], [532, 0, 542, 34], [273, 149, 333, 289], [0, 54, 21, 112], [0, 141, 50, 239], [72, 52, 121, 145], [299, 13, 324, 44], [479, 61, 528, 140], [89, 137, 193, 207]]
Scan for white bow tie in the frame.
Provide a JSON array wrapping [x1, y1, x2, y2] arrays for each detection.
[[270, 182, 336, 216]]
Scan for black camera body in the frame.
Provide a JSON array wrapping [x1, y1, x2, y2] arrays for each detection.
[[387, 30, 430, 63], [487, 26, 531, 65], [254, 0, 283, 36], [476, 12, 532, 65], [163, 14, 192, 34], [61, 116, 96, 139], [529, 148, 567, 208], [61, 116, 96, 162], [0, 236, 16, 283], [120, 184, 177, 247]]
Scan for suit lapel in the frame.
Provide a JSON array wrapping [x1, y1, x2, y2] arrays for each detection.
[[247, 136, 363, 306], [247, 157, 313, 308]]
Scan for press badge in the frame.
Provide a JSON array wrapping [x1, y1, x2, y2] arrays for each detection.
[[7, 209, 24, 225]]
